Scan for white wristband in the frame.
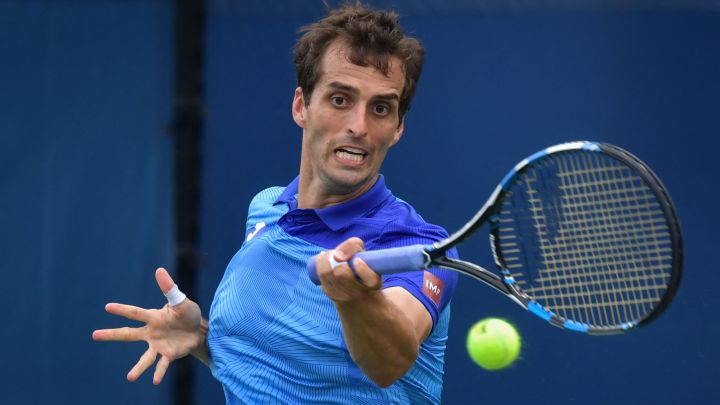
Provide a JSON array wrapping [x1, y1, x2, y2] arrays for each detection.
[[164, 284, 186, 307]]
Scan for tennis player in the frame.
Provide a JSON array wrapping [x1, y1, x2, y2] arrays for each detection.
[[94, 3, 458, 403]]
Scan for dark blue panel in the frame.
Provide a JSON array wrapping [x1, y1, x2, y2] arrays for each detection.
[[197, 8, 305, 403], [394, 10, 720, 405], [0, 1, 174, 404], [208, 0, 720, 17]]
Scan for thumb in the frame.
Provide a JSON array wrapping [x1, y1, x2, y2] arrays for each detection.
[[155, 267, 176, 294], [334, 237, 365, 261]]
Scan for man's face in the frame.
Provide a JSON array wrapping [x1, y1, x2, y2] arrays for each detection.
[[293, 40, 405, 200]]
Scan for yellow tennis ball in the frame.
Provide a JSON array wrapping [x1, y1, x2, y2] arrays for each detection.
[[466, 318, 521, 370]]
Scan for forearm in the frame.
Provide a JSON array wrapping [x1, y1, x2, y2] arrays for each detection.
[[190, 317, 210, 367], [334, 291, 420, 387]]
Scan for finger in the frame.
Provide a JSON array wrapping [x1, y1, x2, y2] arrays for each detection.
[[320, 250, 335, 270], [323, 237, 365, 284], [104, 303, 151, 322], [315, 251, 335, 282], [92, 326, 144, 342], [333, 237, 365, 262], [127, 348, 157, 382], [155, 267, 175, 294], [331, 261, 361, 284], [317, 251, 354, 284], [350, 257, 382, 290], [327, 250, 343, 270], [153, 356, 171, 385], [316, 251, 345, 295]]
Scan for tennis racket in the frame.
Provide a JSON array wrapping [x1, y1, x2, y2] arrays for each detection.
[[307, 141, 682, 334]]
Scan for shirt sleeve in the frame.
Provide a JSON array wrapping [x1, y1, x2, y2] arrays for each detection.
[[381, 248, 459, 329], [370, 220, 459, 329]]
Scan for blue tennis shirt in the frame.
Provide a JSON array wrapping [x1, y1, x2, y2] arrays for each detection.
[[208, 175, 458, 404]]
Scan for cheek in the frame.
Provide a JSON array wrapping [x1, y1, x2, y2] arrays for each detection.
[[305, 116, 337, 155], [309, 108, 344, 135], [375, 126, 401, 149]]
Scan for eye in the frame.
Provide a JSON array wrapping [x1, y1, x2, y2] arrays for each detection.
[[374, 104, 390, 116], [330, 96, 348, 107]]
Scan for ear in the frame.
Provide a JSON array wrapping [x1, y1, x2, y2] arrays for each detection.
[[390, 118, 405, 146], [292, 87, 307, 128]]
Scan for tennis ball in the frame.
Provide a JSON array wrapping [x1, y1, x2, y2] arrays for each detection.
[[466, 318, 521, 370]]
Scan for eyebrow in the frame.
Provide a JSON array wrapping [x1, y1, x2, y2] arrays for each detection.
[[327, 81, 400, 103]]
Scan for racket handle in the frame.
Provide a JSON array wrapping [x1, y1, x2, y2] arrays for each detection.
[[306, 244, 430, 285]]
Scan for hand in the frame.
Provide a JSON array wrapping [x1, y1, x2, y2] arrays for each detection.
[[92, 268, 203, 385], [315, 237, 383, 302]]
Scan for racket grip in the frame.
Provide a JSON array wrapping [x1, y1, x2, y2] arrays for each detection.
[[306, 244, 430, 285]]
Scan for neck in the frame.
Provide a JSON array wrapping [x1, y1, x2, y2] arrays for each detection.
[[296, 172, 378, 209]]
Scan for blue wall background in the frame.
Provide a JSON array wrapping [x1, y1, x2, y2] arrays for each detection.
[[2, 1, 719, 404], [0, 1, 174, 404]]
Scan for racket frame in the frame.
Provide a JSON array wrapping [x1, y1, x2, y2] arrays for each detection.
[[424, 141, 682, 334]]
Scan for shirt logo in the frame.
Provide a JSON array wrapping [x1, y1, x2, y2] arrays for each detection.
[[422, 271, 444, 306], [246, 222, 266, 242]]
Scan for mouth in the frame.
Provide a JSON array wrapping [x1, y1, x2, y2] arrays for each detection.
[[334, 146, 368, 163]]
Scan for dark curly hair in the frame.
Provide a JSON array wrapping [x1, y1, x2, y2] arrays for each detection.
[[294, 3, 424, 123]]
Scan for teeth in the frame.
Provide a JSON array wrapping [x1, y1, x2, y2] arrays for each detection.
[[336, 150, 364, 162], [342, 147, 365, 154]]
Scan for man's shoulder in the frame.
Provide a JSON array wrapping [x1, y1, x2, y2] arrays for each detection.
[[381, 196, 446, 230], [248, 186, 286, 210], [370, 196, 450, 246], [244, 186, 289, 229]]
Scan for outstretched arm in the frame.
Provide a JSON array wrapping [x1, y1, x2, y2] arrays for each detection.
[[314, 238, 433, 388], [92, 268, 209, 385]]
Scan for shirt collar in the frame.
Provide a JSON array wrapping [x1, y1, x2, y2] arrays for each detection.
[[275, 176, 300, 208], [274, 175, 392, 231]]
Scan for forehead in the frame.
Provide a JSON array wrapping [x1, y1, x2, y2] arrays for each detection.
[[316, 40, 405, 96]]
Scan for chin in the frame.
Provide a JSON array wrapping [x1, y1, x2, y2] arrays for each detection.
[[326, 172, 375, 194]]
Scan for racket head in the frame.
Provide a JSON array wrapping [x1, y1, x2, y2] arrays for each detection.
[[489, 141, 682, 334]]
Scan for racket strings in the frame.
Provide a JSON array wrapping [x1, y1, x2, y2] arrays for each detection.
[[547, 153, 666, 327], [565, 153, 664, 324], [497, 151, 673, 328], [576, 153, 669, 325]]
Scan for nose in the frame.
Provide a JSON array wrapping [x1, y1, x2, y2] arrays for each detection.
[[347, 106, 369, 137]]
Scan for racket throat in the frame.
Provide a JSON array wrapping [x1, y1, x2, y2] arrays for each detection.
[[433, 256, 512, 296]]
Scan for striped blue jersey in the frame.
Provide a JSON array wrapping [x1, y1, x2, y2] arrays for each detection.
[[208, 175, 458, 404]]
